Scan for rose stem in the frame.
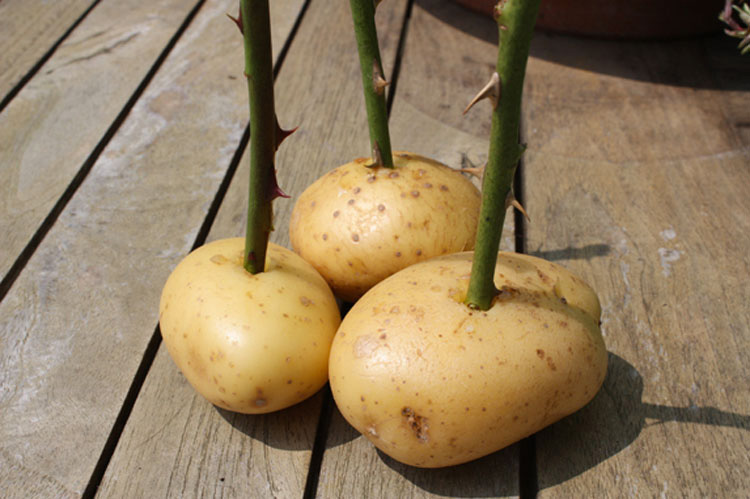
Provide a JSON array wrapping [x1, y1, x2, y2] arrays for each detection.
[[465, 0, 541, 310], [240, 0, 284, 273], [350, 0, 394, 168]]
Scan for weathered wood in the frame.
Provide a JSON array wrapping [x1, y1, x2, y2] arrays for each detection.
[[0, 0, 98, 101], [315, 2, 519, 497], [0, 0, 200, 284], [0, 0, 305, 496], [521, 34, 750, 496], [95, 0, 409, 497]]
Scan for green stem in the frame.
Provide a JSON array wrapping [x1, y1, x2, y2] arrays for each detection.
[[350, 0, 394, 167], [465, 0, 541, 310], [242, 0, 276, 274]]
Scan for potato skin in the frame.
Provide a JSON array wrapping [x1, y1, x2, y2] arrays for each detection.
[[159, 238, 340, 414], [328, 252, 606, 467], [289, 152, 481, 302]]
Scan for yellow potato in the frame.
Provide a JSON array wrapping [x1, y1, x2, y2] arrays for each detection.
[[159, 238, 340, 414], [328, 251, 607, 467], [289, 152, 481, 302]]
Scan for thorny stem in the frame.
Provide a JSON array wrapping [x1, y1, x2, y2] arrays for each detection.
[[242, 0, 278, 273], [350, 0, 394, 167], [465, 0, 541, 310]]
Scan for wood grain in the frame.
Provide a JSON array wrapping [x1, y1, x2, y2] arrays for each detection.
[[521, 34, 750, 496], [315, 2, 519, 497], [95, 0, 409, 497], [0, 0, 98, 100], [0, 0, 305, 496], [0, 0, 199, 283]]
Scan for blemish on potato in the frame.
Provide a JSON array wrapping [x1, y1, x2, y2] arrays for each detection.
[[354, 335, 379, 358], [547, 357, 557, 371], [210, 254, 228, 265], [402, 407, 429, 442], [299, 296, 314, 307], [537, 349, 545, 359]]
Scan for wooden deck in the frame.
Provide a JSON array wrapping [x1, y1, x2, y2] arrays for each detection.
[[1, 0, 748, 497]]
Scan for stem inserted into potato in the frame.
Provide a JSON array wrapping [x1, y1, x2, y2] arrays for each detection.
[[241, 0, 289, 273], [350, 0, 393, 168], [464, 0, 541, 310]]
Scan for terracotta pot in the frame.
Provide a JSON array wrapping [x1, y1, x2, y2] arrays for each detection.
[[452, 0, 723, 39]]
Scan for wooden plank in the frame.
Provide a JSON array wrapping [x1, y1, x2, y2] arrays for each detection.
[[521, 34, 750, 496], [95, 0, 410, 497], [316, 2, 519, 497], [0, 0, 199, 284], [0, 0, 305, 496], [0, 0, 98, 101]]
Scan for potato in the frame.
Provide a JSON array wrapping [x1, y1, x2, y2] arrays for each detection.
[[328, 251, 607, 467], [289, 152, 481, 302], [159, 238, 340, 414]]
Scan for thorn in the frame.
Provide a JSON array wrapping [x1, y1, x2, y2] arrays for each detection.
[[268, 170, 290, 201], [372, 60, 389, 96], [275, 116, 298, 150], [461, 166, 485, 177], [505, 190, 530, 222], [227, 6, 243, 34], [463, 72, 501, 114], [371, 141, 384, 168], [459, 154, 485, 177]]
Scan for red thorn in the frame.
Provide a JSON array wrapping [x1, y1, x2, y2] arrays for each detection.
[[275, 117, 298, 150], [227, 5, 243, 34], [268, 170, 290, 201]]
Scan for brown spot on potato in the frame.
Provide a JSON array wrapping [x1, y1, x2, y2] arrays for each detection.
[[352, 234, 360, 242], [411, 190, 420, 198], [347, 199, 355, 205], [333, 210, 340, 217], [547, 357, 557, 371], [378, 204, 386, 211], [389, 171, 399, 179], [440, 184, 449, 191], [299, 296, 314, 306], [402, 407, 429, 442], [322, 233, 328, 241], [537, 349, 545, 359]]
